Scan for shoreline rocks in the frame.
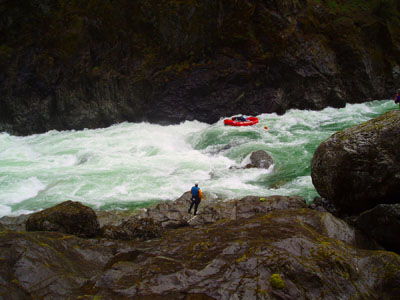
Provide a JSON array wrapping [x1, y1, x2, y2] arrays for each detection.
[[1, 195, 399, 299], [311, 110, 400, 253]]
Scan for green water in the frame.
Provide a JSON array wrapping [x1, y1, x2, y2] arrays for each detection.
[[0, 100, 396, 216]]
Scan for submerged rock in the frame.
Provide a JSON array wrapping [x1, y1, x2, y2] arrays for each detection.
[[245, 150, 274, 169], [25, 200, 100, 238], [311, 110, 400, 214]]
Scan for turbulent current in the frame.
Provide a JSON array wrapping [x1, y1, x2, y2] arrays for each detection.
[[0, 100, 396, 217]]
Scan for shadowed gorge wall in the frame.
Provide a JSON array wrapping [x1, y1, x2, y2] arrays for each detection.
[[1, 0, 399, 135]]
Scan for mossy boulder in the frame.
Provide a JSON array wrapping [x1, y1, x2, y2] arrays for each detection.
[[25, 200, 100, 238], [311, 110, 400, 214]]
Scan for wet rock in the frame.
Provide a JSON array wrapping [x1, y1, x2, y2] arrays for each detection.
[[0, 230, 119, 300], [355, 204, 400, 253], [2, 197, 400, 299], [87, 209, 400, 300], [0, 214, 30, 231], [25, 200, 100, 238], [135, 193, 307, 228], [245, 150, 274, 169], [96, 210, 137, 227], [308, 197, 326, 212], [101, 217, 164, 241], [135, 192, 193, 228], [311, 110, 400, 215]]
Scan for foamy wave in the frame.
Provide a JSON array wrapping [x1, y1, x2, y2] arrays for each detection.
[[2, 177, 46, 204], [0, 100, 396, 217]]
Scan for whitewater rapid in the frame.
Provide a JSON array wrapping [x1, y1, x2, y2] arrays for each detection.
[[0, 100, 396, 217]]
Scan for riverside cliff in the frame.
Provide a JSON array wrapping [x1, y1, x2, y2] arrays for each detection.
[[1, 0, 400, 135]]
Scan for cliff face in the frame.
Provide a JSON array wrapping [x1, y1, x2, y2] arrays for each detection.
[[1, 0, 399, 135]]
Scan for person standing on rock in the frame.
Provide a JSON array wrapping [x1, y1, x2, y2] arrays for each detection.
[[395, 89, 400, 108], [188, 181, 202, 215]]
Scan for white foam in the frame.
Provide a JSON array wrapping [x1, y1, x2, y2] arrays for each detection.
[[0, 204, 11, 216], [1, 177, 46, 204], [0, 100, 395, 217]]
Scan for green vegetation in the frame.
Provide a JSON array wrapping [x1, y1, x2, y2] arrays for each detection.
[[270, 273, 285, 289]]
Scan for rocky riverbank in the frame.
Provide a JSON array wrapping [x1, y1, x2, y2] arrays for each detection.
[[311, 110, 400, 254], [1, 194, 399, 300]]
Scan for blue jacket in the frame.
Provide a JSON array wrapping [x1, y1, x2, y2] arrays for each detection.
[[191, 186, 200, 197]]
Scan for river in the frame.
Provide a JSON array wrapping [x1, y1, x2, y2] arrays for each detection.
[[0, 100, 396, 217]]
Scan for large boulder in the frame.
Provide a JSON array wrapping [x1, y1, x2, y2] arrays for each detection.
[[311, 110, 400, 214], [355, 204, 400, 253], [25, 200, 100, 238]]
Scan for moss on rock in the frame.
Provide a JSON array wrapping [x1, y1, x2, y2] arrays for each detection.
[[270, 273, 285, 289]]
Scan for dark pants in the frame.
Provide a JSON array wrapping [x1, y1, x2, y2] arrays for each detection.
[[188, 196, 200, 215]]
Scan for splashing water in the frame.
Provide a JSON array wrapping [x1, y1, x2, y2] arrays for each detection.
[[0, 100, 396, 217]]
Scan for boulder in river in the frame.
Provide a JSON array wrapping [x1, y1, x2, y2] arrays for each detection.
[[311, 110, 400, 214], [245, 150, 274, 169]]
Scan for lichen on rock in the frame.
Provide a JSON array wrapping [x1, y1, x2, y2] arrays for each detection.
[[270, 273, 285, 289]]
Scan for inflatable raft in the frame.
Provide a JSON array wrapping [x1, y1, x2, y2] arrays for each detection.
[[224, 116, 259, 127]]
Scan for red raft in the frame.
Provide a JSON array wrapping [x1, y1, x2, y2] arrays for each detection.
[[224, 116, 259, 127]]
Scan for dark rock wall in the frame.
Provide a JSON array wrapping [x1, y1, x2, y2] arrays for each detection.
[[1, 0, 399, 135]]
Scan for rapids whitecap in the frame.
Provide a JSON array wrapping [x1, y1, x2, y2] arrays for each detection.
[[0, 100, 396, 217]]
